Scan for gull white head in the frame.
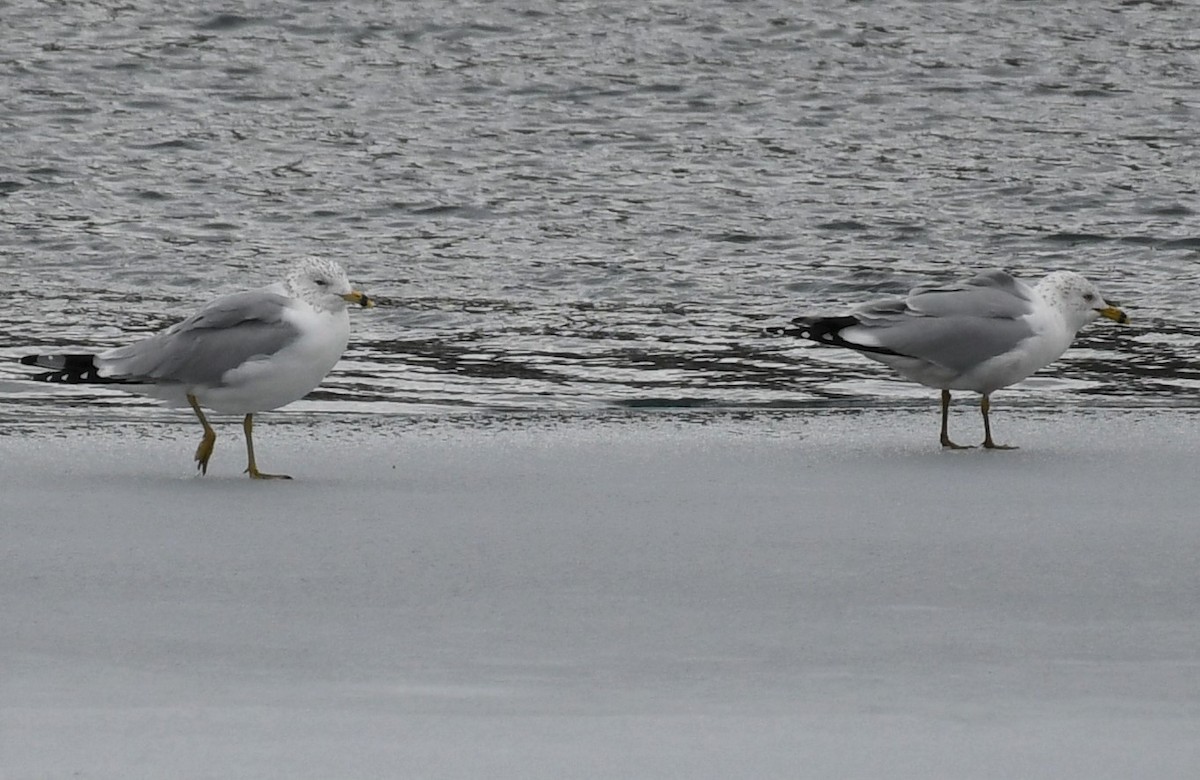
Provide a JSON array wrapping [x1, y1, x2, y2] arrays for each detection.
[[284, 257, 373, 312], [1035, 271, 1128, 331]]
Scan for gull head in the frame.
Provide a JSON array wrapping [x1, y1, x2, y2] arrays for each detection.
[[285, 257, 374, 312], [1036, 271, 1128, 330]]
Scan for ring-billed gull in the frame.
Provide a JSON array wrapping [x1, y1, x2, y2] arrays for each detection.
[[20, 257, 373, 479], [776, 269, 1128, 449]]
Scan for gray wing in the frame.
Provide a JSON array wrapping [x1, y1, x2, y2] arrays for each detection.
[[900, 269, 1036, 320], [847, 270, 1037, 372], [98, 289, 301, 386], [851, 315, 1036, 372]]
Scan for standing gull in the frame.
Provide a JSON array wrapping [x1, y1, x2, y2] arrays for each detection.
[[777, 269, 1128, 449], [20, 257, 373, 479]]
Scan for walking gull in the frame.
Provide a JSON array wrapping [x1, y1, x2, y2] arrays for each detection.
[[775, 269, 1128, 449], [20, 257, 374, 479]]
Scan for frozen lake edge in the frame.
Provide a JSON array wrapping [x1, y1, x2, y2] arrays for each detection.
[[3, 407, 1199, 779]]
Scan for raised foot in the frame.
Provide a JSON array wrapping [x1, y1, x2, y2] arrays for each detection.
[[194, 432, 216, 475]]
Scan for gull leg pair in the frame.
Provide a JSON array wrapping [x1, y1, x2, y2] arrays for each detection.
[[187, 394, 291, 479], [939, 390, 1017, 450]]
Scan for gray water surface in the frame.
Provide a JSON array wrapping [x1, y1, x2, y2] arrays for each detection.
[[3, 0, 1199, 419]]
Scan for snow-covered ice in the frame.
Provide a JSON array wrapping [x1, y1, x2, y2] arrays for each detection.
[[2, 408, 1198, 778]]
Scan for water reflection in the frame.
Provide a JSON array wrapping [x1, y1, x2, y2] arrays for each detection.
[[4, 267, 1194, 420]]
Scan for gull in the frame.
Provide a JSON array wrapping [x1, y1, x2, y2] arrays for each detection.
[[776, 269, 1128, 449], [20, 257, 373, 479]]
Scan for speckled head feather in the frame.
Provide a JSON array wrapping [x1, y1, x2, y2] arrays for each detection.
[[1034, 271, 1119, 329], [284, 257, 355, 311]]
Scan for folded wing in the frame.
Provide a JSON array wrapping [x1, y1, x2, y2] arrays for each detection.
[[98, 289, 301, 387]]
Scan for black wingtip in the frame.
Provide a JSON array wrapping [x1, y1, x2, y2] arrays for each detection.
[[796, 315, 860, 346], [766, 316, 859, 344], [770, 315, 906, 358], [19, 353, 109, 383]]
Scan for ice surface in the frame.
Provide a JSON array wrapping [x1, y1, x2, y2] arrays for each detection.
[[2, 409, 1199, 778]]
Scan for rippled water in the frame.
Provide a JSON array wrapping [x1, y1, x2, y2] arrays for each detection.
[[3, 0, 1200, 422]]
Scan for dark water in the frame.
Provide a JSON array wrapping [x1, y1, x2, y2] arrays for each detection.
[[3, 0, 1200, 421]]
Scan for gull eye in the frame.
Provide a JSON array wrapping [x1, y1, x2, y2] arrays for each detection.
[[1083, 292, 1095, 302], [315, 278, 328, 287]]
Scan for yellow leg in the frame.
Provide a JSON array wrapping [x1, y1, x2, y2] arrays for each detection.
[[980, 394, 1017, 450], [243, 414, 291, 480], [939, 389, 971, 450], [188, 394, 217, 475]]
